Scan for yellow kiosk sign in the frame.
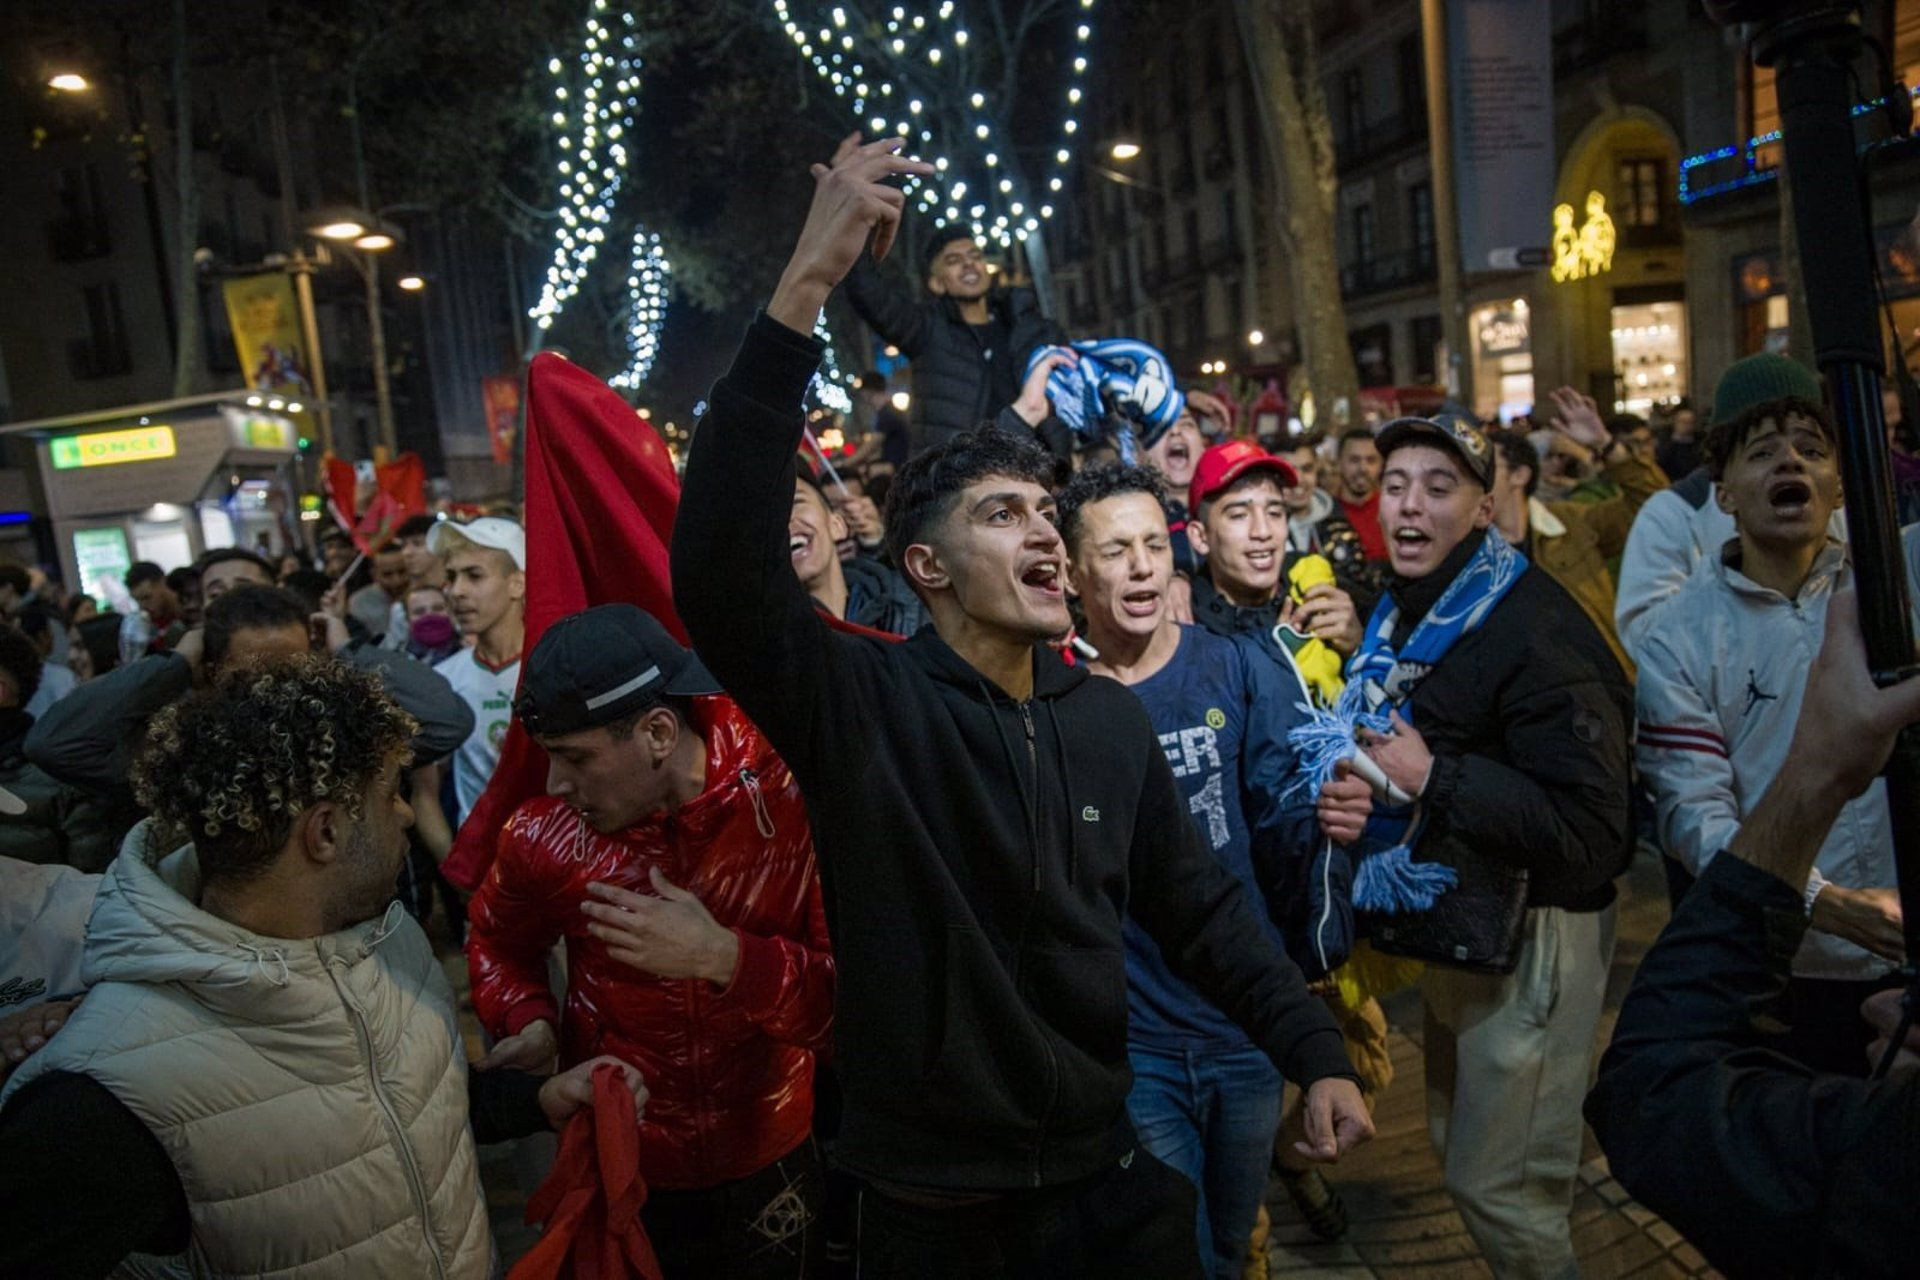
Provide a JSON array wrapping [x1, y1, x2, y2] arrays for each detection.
[[50, 425, 178, 470]]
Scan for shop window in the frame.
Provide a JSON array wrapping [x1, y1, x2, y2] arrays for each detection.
[[1749, 61, 1781, 170], [1609, 299, 1689, 413]]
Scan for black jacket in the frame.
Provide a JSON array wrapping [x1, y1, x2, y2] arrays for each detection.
[[674, 314, 1351, 1192], [841, 554, 928, 637], [843, 252, 1065, 458], [1586, 855, 1918, 1278], [1389, 530, 1634, 911]]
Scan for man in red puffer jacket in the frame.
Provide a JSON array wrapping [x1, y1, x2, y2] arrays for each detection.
[[467, 604, 832, 1278]]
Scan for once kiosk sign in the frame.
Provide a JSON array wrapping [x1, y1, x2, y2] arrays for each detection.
[[49, 425, 178, 470]]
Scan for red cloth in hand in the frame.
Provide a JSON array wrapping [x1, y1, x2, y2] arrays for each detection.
[[443, 353, 685, 889], [507, 1063, 662, 1280]]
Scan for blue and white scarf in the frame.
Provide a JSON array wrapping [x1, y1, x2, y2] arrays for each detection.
[[1286, 531, 1528, 913], [1024, 338, 1185, 464]]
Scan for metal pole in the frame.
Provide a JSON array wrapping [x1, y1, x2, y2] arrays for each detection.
[[365, 253, 396, 457], [290, 255, 334, 455], [1756, 5, 1920, 983], [1421, 0, 1473, 408]]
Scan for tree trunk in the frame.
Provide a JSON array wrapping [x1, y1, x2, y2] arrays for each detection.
[[1234, 0, 1360, 434], [169, 0, 201, 396]]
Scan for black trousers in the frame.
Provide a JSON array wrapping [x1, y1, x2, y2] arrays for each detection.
[[852, 1146, 1203, 1280], [643, 1139, 825, 1279]]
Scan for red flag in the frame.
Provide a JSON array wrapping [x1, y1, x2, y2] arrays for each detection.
[[377, 452, 429, 518], [442, 353, 683, 890]]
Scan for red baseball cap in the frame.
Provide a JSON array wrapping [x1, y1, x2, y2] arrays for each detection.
[[1187, 439, 1300, 513]]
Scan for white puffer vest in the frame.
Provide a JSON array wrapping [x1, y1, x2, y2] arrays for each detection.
[[1, 823, 493, 1279]]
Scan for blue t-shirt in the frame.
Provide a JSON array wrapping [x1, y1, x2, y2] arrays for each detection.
[[1123, 625, 1318, 1050]]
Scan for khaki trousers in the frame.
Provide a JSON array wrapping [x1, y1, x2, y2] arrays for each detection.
[[1422, 903, 1617, 1280]]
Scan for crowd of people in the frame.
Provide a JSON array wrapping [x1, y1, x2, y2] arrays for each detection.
[[0, 132, 1914, 1280]]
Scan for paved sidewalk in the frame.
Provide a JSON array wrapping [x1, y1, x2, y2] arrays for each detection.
[[1260, 851, 1719, 1279]]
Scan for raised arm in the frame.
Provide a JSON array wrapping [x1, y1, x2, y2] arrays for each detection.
[[673, 134, 932, 785], [841, 250, 931, 356], [25, 653, 190, 798]]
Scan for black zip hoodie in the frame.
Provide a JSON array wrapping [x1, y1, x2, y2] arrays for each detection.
[[674, 313, 1352, 1191]]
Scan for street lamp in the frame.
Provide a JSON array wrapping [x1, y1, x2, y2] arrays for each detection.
[[300, 206, 420, 457], [1247, 329, 1266, 347], [47, 73, 90, 93], [397, 275, 426, 292], [353, 231, 396, 252], [1109, 141, 1141, 161]]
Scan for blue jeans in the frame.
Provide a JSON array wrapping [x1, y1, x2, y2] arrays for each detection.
[[1126, 1042, 1284, 1280]]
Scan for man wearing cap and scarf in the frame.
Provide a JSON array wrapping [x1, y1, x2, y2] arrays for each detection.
[[840, 220, 1064, 458], [465, 603, 833, 1277], [1339, 414, 1633, 1279]]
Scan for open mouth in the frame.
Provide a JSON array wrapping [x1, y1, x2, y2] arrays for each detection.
[[1243, 549, 1276, 572], [1393, 528, 1433, 553], [789, 532, 811, 563], [1165, 438, 1192, 468], [1768, 477, 1813, 519], [1020, 559, 1064, 598], [1120, 588, 1162, 618]]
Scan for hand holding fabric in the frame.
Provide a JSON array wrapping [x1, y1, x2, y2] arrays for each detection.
[[538, 1055, 648, 1132], [1316, 760, 1373, 845], [1360, 712, 1434, 799]]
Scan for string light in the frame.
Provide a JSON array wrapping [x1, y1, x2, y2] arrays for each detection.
[[809, 312, 855, 413], [528, 1, 643, 331], [609, 230, 672, 390], [769, 0, 1098, 248]]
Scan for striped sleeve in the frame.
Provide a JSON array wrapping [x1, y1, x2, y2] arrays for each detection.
[[1635, 630, 1741, 877]]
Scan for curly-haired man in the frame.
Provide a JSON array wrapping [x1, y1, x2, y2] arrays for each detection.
[[0, 658, 642, 1277]]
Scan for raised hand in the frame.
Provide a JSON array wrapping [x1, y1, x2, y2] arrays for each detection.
[[770, 134, 936, 334], [1011, 349, 1076, 427], [1546, 385, 1608, 452]]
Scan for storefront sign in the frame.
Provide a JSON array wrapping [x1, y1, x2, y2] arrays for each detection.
[[50, 425, 177, 470], [1476, 309, 1530, 357], [1551, 192, 1617, 283], [1448, 0, 1553, 270]]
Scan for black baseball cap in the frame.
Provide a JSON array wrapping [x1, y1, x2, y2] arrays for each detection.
[[1376, 414, 1496, 490], [515, 604, 721, 736]]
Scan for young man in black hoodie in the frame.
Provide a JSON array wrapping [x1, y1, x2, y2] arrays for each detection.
[[673, 134, 1369, 1279]]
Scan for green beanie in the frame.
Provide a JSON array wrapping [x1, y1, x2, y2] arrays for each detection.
[[1710, 353, 1823, 426]]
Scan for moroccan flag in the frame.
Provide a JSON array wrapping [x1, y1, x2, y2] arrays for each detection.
[[441, 353, 684, 890]]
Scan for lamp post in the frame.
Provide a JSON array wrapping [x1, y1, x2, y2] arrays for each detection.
[[304, 206, 425, 458]]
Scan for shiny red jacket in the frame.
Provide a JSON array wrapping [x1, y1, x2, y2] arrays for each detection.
[[466, 697, 832, 1190]]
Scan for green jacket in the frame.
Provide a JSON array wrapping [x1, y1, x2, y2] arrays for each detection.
[[1526, 453, 1668, 679]]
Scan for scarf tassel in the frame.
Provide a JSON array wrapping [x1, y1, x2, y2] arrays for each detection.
[[1353, 844, 1458, 914]]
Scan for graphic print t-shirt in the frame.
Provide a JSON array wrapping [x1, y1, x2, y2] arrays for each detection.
[[434, 649, 520, 823], [1124, 625, 1309, 1050]]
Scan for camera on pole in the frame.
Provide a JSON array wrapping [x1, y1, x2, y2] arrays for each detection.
[[1704, 0, 1920, 1073]]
